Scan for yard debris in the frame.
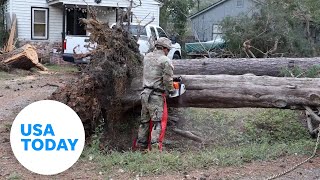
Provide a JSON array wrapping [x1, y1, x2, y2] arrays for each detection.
[[0, 44, 48, 71]]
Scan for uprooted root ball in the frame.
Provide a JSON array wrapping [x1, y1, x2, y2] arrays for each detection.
[[51, 17, 142, 150]]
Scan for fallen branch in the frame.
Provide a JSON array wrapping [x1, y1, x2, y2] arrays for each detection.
[[305, 106, 320, 122], [40, 83, 60, 88], [243, 40, 256, 58], [172, 128, 204, 143]]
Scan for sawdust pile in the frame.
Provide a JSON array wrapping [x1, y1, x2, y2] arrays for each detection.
[[51, 14, 142, 150]]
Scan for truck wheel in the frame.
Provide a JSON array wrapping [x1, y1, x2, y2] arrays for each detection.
[[173, 53, 181, 59]]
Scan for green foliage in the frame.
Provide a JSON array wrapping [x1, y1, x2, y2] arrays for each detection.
[[0, 2, 6, 47], [7, 172, 21, 180], [280, 65, 320, 78], [159, 0, 194, 37], [280, 66, 304, 77], [220, 0, 320, 57], [306, 65, 320, 77]]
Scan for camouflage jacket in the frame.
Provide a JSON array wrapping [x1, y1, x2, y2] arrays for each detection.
[[142, 50, 175, 95]]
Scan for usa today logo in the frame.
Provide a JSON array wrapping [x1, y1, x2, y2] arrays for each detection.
[[10, 100, 85, 175]]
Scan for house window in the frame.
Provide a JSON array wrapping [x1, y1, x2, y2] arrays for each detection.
[[31, 7, 49, 40], [236, 0, 244, 7]]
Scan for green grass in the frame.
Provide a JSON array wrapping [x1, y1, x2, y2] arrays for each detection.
[[7, 172, 21, 180], [81, 108, 317, 176], [0, 71, 18, 80], [45, 64, 79, 73], [280, 65, 320, 78], [82, 139, 315, 176], [244, 109, 309, 143]]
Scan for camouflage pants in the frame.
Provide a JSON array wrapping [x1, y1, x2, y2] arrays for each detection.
[[137, 93, 164, 148]]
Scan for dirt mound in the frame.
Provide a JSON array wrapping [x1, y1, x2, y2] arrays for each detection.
[[51, 14, 142, 150]]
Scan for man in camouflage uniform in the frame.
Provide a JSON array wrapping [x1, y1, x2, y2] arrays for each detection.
[[137, 37, 175, 150]]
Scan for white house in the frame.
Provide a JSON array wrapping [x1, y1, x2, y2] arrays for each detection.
[[3, 0, 160, 55]]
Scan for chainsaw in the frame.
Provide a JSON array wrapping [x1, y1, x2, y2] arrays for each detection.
[[169, 76, 186, 98]]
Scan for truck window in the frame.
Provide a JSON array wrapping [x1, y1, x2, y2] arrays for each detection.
[[126, 25, 147, 36], [157, 28, 168, 38], [150, 27, 157, 40]]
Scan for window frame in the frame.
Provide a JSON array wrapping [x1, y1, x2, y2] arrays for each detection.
[[31, 7, 49, 40]]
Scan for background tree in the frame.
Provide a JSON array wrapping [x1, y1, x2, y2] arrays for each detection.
[[220, 0, 320, 58], [0, 0, 6, 48], [159, 0, 194, 38]]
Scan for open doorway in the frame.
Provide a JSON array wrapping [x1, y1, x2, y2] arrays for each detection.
[[66, 8, 87, 35]]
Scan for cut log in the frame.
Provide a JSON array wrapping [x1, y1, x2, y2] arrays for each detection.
[[123, 74, 320, 110], [0, 44, 48, 71], [173, 58, 320, 76]]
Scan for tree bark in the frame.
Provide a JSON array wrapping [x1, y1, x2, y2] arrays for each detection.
[[0, 44, 48, 71], [173, 58, 320, 76], [123, 74, 320, 110]]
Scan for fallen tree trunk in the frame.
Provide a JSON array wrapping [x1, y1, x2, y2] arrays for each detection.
[[0, 44, 47, 71], [173, 58, 320, 76], [124, 74, 320, 110]]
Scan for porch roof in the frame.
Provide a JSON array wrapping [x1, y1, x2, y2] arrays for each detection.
[[48, 0, 130, 7]]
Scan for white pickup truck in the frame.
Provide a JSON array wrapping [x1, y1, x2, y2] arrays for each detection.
[[62, 24, 182, 63]]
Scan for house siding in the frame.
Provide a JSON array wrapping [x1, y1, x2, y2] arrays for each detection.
[[131, 0, 160, 26], [191, 0, 256, 41]]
